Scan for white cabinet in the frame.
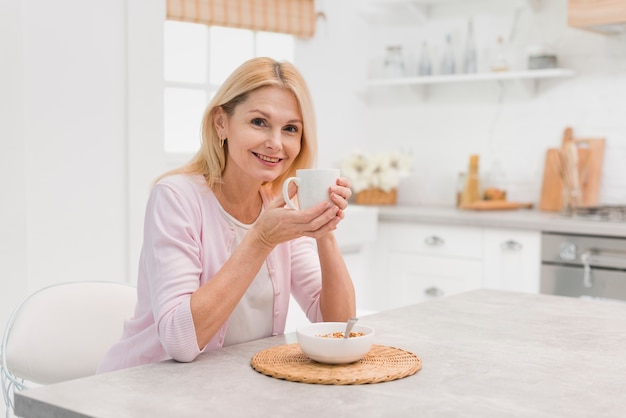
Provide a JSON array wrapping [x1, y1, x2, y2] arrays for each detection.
[[372, 222, 483, 310], [371, 221, 542, 310], [483, 228, 541, 294]]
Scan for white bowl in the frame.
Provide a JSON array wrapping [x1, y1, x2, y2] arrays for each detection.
[[296, 322, 375, 364]]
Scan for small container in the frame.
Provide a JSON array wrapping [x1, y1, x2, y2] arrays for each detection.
[[490, 36, 509, 72], [526, 45, 559, 70], [483, 160, 507, 201], [527, 45, 558, 69], [384, 45, 405, 78], [528, 55, 558, 69]]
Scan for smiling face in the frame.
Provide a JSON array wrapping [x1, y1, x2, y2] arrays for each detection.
[[215, 86, 303, 188]]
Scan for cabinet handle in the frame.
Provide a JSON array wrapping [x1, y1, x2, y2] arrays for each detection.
[[500, 240, 522, 251], [424, 235, 445, 246], [580, 251, 594, 288], [424, 287, 444, 297]]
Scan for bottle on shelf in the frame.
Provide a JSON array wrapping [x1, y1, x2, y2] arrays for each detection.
[[418, 42, 433, 76], [384, 45, 406, 78], [490, 36, 509, 72], [463, 18, 477, 74], [460, 154, 481, 207], [440, 34, 456, 75]]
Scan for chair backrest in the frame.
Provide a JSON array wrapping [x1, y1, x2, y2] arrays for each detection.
[[2, 281, 136, 386]]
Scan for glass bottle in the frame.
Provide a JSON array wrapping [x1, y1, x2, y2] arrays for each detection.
[[440, 34, 456, 75], [418, 42, 433, 76], [463, 19, 477, 74], [490, 36, 509, 72], [461, 155, 481, 206], [384, 45, 405, 78], [483, 160, 507, 201]]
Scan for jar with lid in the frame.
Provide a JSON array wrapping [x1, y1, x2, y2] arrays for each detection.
[[483, 159, 507, 201], [384, 45, 405, 78], [490, 36, 509, 72]]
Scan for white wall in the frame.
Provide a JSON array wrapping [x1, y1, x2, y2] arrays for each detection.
[[0, 0, 128, 349], [21, 0, 128, 287], [0, 2, 130, 414], [126, 0, 167, 284], [295, 0, 371, 169], [0, 0, 28, 353]]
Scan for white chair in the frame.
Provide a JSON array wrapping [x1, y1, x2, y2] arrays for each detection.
[[1, 281, 136, 417]]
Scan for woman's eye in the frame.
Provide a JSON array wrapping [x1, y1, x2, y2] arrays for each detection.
[[251, 118, 266, 127], [284, 125, 299, 133]]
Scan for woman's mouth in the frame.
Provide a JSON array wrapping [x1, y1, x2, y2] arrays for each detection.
[[252, 152, 282, 164]]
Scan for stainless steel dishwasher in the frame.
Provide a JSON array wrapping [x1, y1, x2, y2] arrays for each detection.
[[541, 232, 626, 302]]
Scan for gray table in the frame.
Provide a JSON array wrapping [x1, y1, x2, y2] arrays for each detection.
[[15, 289, 626, 417]]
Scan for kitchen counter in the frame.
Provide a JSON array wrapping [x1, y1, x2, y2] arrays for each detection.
[[15, 289, 626, 418], [375, 205, 626, 237]]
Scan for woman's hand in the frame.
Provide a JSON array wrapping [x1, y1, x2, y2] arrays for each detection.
[[250, 177, 352, 248], [329, 176, 352, 219]]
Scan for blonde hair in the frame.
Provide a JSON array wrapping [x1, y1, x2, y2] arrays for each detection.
[[158, 57, 317, 195]]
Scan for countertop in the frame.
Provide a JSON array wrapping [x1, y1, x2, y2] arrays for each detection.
[[15, 289, 626, 418], [375, 205, 626, 237]]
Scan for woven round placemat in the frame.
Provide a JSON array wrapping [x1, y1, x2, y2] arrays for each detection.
[[250, 344, 421, 385]]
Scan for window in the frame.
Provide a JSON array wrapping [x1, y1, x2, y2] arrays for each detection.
[[163, 21, 295, 155]]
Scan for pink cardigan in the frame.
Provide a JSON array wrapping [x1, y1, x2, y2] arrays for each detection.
[[98, 174, 323, 373]]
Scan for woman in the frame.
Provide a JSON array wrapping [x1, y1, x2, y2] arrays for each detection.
[[98, 57, 356, 373]]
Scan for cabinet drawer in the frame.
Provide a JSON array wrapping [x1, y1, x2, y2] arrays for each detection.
[[483, 228, 541, 293], [388, 253, 483, 306], [385, 222, 483, 259]]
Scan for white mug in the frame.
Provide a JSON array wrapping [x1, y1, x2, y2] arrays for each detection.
[[282, 168, 340, 210]]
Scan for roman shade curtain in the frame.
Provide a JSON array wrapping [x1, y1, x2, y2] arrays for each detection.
[[166, 0, 316, 38]]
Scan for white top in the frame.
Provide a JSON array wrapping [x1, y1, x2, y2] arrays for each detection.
[[219, 206, 274, 347]]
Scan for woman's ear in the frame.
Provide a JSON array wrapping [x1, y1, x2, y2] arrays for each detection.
[[213, 108, 226, 135]]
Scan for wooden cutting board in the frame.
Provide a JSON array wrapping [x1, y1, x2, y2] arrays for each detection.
[[539, 127, 605, 212], [539, 148, 564, 211], [461, 200, 534, 211]]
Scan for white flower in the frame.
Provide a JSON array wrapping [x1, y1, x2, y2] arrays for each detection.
[[341, 150, 412, 193]]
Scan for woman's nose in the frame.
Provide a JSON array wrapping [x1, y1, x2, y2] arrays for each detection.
[[264, 130, 282, 150]]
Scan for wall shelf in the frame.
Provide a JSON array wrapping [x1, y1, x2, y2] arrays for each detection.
[[366, 68, 575, 87]]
